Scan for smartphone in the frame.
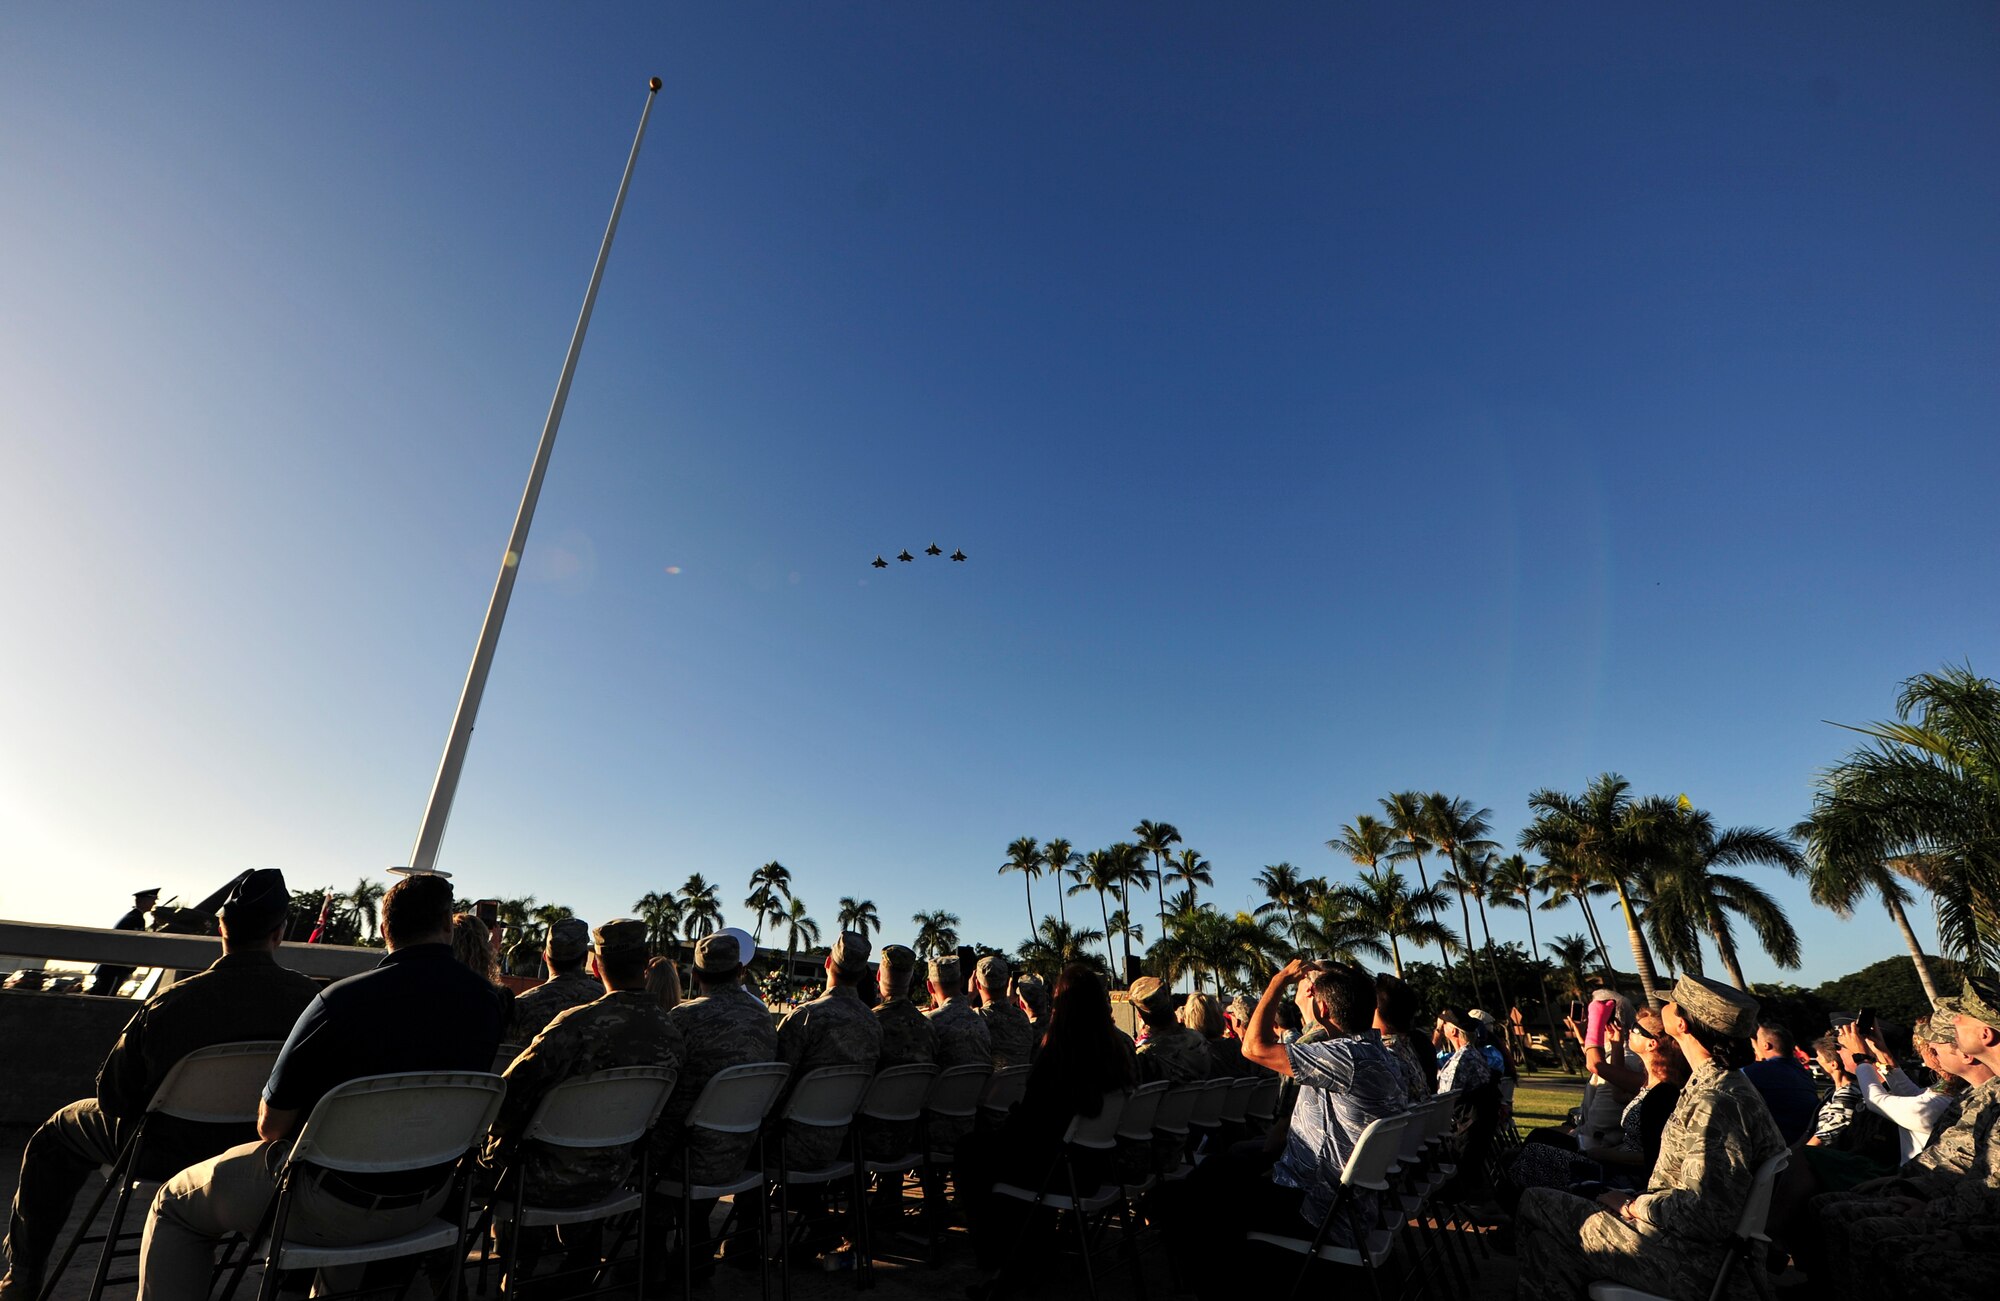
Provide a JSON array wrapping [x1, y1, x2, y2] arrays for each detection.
[[1855, 1007, 1877, 1039], [1568, 1000, 1584, 1023]]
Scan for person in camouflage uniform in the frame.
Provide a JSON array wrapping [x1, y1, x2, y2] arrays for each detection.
[[3, 871, 317, 1301], [653, 933, 779, 1187], [1128, 977, 1210, 1085], [1516, 973, 1787, 1301], [1016, 975, 1050, 1062], [1810, 979, 2000, 1301], [772, 932, 883, 1172], [974, 954, 1035, 1068], [922, 955, 991, 1191], [508, 917, 601, 1045], [866, 944, 935, 1164], [483, 920, 686, 1207]]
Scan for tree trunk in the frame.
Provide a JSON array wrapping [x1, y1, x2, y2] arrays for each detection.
[[1476, 896, 1513, 1014], [1412, 853, 1456, 974], [1609, 878, 1664, 1005], [1454, 885, 1487, 1008], [1388, 934, 1404, 980], [1023, 877, 1036, 944], [1056, 878, 1067, 929], [1710, 923, 1751, 992], [1523, 895, 1563, 1074], [1575, 898, 1621, 989], [1099, 891, 1117, 984], [1882, 892, 1942, 1003], [1119, 880, 1134, 987], [1155, 853, 1168, 951]]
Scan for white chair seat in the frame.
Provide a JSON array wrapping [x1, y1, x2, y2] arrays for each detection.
[[656, 1171, 765, 1200], [991, 1181, 1122, 1215], [1245, 1225, 1396, 1268], [1588, 1286, 1669, 1301], [495, 1188, 644, 1229], [273, 1219, 459, 1269]]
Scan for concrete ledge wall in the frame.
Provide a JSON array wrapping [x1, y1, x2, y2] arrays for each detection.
[[0, 990, 137, 1126]]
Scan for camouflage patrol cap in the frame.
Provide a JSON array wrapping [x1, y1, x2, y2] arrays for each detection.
[[592, 918, 649, 961], [927, 956, 961, 985], [1015, 973, 1049, 1015], [1670, 972, 1760, 1038], [1958, 975, 2000, 1034], [546, 917, 591, 962], [880, 944, 917, 976], [695, 932, 743, 975], [1127, 976, 1174, 1014], [974, 953, 1010, 988], [1918, 1011, 1959, 1046], [830, 931, 872, 974]]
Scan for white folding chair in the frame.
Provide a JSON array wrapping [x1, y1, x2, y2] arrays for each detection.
[[979, 1063, 1031, 1120], [487, 1065, 676, 1298], [990, 1091, 1137, 1301], [242, 1071, 505, 1301], [41, 1040, 284, 1301], [922, 1064, 992, 1162], [1151, 1082, 1202, 1182], [654, 1061, 792, 1301], [492, 1043, 526, 1075], [1218, 1077, 1259, 1125], [854, 1063, 939, 1271], [1246, 1112, 1411, 1301], [1115, 1080, 1168, 1199], [772, 1065, 874, 1301], [1245, 1075, 1282, 1126], [1587, 1151, 1789, 1301], [1185, 1078, 1230, 1160]]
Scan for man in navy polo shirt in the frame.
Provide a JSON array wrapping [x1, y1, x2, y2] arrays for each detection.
[[138, 873, 503, 1300]]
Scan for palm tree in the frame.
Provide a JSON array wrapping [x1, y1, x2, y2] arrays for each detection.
[[496, 894, 537, 945], [1640, 800, 1803, 990], [836, 896, 881, 939], [1329, 815, 1395, 880], [1165, 848, 1213, 909], [1797, 665, 2000, 978], [530, 902, 573, 948], [1536, 849, 1621, 985], [1071, 850, 1125, 981], [632, 891, 683, 953], [1293, 894, 1394, 968], [999, 836, 1042, 939], [1252, 862, 1309, 941], [1426, 793, 1500, 1006], [679, 874, 723, 941], [1440, 849, 1510, 1010], [1016, 916, 1106, 980], [744, 862, 793, 943], [1107, 908, 1144, 979], [1547, 934, 1595, 1000], [1327, 868, 1457, 979], [911, 910, 961, 961], [1134, 820, 1182, 940], [1109, 842, 1155, 984], [1041, 839, 1076, 927], [1489, 855, 1563, 1051], [782, 897, 820, 982], [347, 878, 386, 943], [1382, 790, 1455, 973], [1795, 843, 1943, 1002], [1520, 774, 1669, 1006]]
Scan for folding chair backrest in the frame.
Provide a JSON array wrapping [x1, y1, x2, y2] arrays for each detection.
[[1736, 1151, 1789, 1241], [1425, 1092, 1459, 1142], [860, 1063, 939, 1124], [782, 1064, 873, 1129], [924, 1063, 992, 1118], [1396, 1102, 1433, 1166], [980, 1064, 1030, 1114], [1117, 1080, 1167, 1142], [1187, 1078, 1230, 1127], [493, 1044, 525, 1075], [1060, 1091, 1128, 1151], [687, 1061, 792, 1135], [287, 1072, 505, 1175], [1152, 1083, 1201, 1137], [1245, 1076, 1281, 1121], [149, 1041, 285, 1124], [524, 1066, 676, 1149], [1338, 1114, 1410, 1193], [1218, 1077, 1258, 1123]]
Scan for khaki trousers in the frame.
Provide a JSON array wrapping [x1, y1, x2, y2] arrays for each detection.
[[139, 1140, 447, 1301]]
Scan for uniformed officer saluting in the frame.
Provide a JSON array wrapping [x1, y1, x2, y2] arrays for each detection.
[[84, 885, 162, 997], [2, 870, 316, 1300]]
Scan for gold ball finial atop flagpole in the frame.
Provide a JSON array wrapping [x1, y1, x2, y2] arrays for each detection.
[[649, 77, 662, 93]]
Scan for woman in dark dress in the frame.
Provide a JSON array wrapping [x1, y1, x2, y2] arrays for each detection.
[[958, 963, 1136, 1270]]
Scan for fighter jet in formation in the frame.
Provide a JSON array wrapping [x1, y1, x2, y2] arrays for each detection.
[[867, 544, 968, 567]]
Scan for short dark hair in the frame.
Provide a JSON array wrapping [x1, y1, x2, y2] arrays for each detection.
[[1757, 1020, 1795, 1057], [1310, 963, 1376, 1035], [1275, 1001, 1304, 1033], [1374, 973, 1418, 1033], [550, 951, 590, 975], [381, 875, 454, 946], [599, 951, 650, 987]]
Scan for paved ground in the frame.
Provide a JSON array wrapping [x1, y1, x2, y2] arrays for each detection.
[[2, 1128, 1520, 1300]]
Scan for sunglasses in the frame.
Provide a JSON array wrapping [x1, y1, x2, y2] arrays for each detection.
[[1628, 1022, 1658, 1043]]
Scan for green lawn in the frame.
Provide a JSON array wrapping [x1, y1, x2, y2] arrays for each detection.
[[1511, 1073, 1586, 1134]]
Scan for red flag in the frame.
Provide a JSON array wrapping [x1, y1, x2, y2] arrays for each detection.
[[307, 891, 335, 944]]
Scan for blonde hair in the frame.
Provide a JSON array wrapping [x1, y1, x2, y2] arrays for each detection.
[[1177, 991, 1225, 1038], [451, 913, 499, 983], [645, 956, 683, 1012]]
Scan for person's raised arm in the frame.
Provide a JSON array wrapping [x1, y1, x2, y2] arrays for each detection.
[[1242, 959, 1307, 1077]]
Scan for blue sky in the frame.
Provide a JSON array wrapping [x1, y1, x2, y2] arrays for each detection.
[[2, 4, 1995, 986]]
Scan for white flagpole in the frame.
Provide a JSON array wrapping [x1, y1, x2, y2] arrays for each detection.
[[405, 77, 663, 876]]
